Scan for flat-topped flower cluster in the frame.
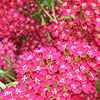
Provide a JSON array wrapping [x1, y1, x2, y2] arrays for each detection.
[[0, 0, 100, 100]]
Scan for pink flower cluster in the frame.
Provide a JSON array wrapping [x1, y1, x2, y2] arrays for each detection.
[[0, 0, 100, 100], [0, 0, 36, 38], [0, 38, 16, 70]]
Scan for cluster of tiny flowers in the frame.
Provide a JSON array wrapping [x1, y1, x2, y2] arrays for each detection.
[[1, 46, 100, 100], [0, 0, 100, 100], [0, 38, 17, 70], [0, 0, 36, 38]]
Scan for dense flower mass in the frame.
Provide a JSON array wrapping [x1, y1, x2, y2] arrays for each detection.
[[0, 0, 100, 100]]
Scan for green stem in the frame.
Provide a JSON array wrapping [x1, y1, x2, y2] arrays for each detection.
[[41, 15, 46, 26], [0, 69, 6, 77], [4, 76, 11, 83], [4, 56, 12, 74], [57, 0, 63, 3], [5, 65, 12, 74], [41, 5, 56, 22], [6, 74, 16, 81], [0, 81, 6, 89], [52, 0, 58, 23]]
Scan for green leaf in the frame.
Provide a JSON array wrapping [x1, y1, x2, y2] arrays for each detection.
[[65, 17, 71, 20], [58, 16, 71, 20], [31, 11, 39, 17], [69, 62, 74, 66], [23, 12, 29, 16], [16, 5, 19, 8], [64, 50, 69, 56], [98, 5, 100, 9], [96, 80, 100, 94], [85, 73, 89, 80], [75, 56, 81, 62], [54, 81, 58, 87], [46, 83, 50, 92], [41, 15, 46, 26], [60, 26, 63, 31], [36, 0, 41, 4], [5, 56, 12, 66], [15, 54, 18, 60], [29, 70, 33, 75], [97, 68, 100, 75], [18, 9, 24, 13], [81, 27, 83, 31], [72, 32, 75, 35], [97, 88, 100, 94], [17, 9, 29, 15], [57, 0, 63, 3], [48, 0, 52, 4], [0, 87, 2, 92], [85, 55, 90, 61], [79, 7, 84, 19], [74, 62, 77, 65], [0, 70, 6, 77], [5, 56, 12, 74], [46, 32, 52, 40], [48, 0, 52, 10], [48, 4, 52, 10], [58, 17, 65, 20], [41, 60, 45, 65], [6, 21, 10, 24], [5, 81, 19, 88], [79, 20, 83, 23], [39, 9, 43, 16], [44, 17, 51, 24], [4, 11, 6, 15], [25, 1, 28, 4], [62, 86, 66, 92], [55, 81, 58, 87], [42, 0, 48, 5], [65, 25, 69, 28], [71, 14, 75, 19]]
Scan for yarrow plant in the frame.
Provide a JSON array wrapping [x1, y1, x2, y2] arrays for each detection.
[[0, 0, 100, 100]]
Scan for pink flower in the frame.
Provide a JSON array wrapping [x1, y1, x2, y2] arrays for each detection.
[[47, 85, 62, 99], [71, 80, 82, 94], [32, 94, 44, 100], [81, 82, 91, 94], [55, 73, 66, 86], [42, 47, 61, 60], [88, 69, 98, 81], [59, 61, 71, 72], [17, 72, 30, 82], [80, 60, 90, 73], [64, 68, 76, 79], [76, 72, 87, 82], [59, 91, 72, 100], [95, 51, 100, 64], [32, 54, 43, 66], [31, 73, 46, 89], [65, 55, 75, 63], [0, 86, 14, 99], [47, 62, 58, 74], [57, 41, 67, 51], [72, 95, 83, 100]]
